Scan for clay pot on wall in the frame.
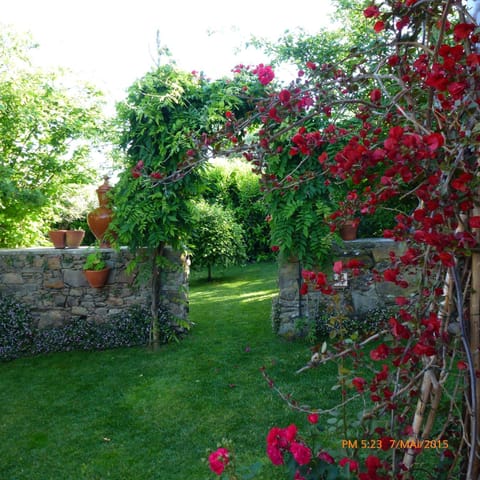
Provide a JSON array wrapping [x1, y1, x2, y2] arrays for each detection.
[[65, 230, 85, 248], [339, 220, 359, 241], [83, 251, 111, 288], [48, 230, 67, 248], [84, 268, 111, 288], [87, 176, 114, 248]]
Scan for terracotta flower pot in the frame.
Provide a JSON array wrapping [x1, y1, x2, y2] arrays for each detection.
[[87, 177, 114, 248], [84, 268, 111, 288], [65, 230, 85, 248], [339, 220, 359, 241], [48, 230, 67, 248]]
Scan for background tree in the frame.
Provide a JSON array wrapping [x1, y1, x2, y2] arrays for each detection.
[[0, 27, 107, 247], [201, 158, 271, 262], [189, 199, 246, 281]]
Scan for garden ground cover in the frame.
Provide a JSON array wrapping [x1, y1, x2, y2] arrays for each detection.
[[0, 261, 341, 479]]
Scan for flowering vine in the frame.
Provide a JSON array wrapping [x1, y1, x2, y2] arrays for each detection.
[[201, 0, 480, 478]]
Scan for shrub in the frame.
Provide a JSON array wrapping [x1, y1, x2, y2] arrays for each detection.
[[31, 308, 152, 355], [0, 295, 184, 362], [299, 296, 392, 343], [189, 199, 247, 281], [201, 158, 271, 261], [0, 295, 35, 361]]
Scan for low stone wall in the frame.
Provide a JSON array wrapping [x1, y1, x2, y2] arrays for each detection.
[[272, 238, 417, 336], [0, 247, 188, 329]]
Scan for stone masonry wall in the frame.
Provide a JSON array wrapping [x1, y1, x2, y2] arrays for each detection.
[[272, 238, 417, 336], [0, 247, 189, 329]]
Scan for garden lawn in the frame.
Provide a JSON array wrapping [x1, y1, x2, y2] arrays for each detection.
[[0, 262, 340, 480]]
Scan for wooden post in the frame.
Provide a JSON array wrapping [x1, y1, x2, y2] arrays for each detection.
[[469, 207, 480, 479]]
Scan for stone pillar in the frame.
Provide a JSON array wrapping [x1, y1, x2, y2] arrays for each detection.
[[272, 239, 418, 337]]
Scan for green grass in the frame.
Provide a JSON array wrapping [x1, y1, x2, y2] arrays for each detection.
[[0, 262, 340, 480]]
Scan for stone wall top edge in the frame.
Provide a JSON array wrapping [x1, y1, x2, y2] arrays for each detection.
[[0, 246, 131, 255], [337, 238, 397, 245]]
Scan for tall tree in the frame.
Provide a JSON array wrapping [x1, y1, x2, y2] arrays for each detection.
[[0, 27, 107, 247]]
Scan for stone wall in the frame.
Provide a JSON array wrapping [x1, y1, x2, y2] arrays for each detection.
[[272, 238, 417, 336], [0, 247, 189, 329]]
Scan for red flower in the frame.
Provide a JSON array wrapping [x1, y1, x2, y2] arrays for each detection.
[[318, 451, 335, 464], [267, 444, 284, 465], [352, 376, 367, 393], [363, 5, 380, 18], [365, 454, 382, 472], [452, 172, 474, 192], [333, 261, 343, 274], [388, 55, 400, 67], [389, 318, 411, 340], [339, 457, 359, 472], [395, 296, 409, 306], [299, 283, 309, 296], [470, 216, 480, 229], [374, 21, 385, 33], [447, 81, 467, 99], [453, 23, 475, 41], [346, 259, 364, 269], [306, 61, 317, 70], [271, 245, 280, 252], [307, 413, 319, 424], [413, 342, 436, 356], [438, 251, 455, 267], [383, 269, 399, 282], [424, 132, 444, 152], [208, 448, 229, 475], [318, 152, 328, 164], [370, 88, 381, 103], [254, 64, 275, 85], [370, 343, 390, 361], [268, 107, 282, 123], [316, 272, 328, 287], [290, 442, 312, 465], [279, 89, 291, 104], [457, 360, 468, 370], [302, 270, 316, 281]]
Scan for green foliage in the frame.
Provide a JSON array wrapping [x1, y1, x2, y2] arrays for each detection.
[[83, 250, 107, 271], [267, 168, 334, 269], [201, 158, 271, 261], [302, 301, 392, 343], [0, 293, 187, 362], [112, 65, 244, 254], [0, 27, 107, 247], [189, 199, 247, 280]]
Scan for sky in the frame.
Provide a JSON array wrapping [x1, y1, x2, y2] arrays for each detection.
[[2, 0, 335, 106]]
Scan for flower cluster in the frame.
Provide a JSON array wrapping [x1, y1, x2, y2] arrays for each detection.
[[265, 419, 364, 479], [208, 447, 230, 476], [252, 64, 275, 86], [266, 424, 311, 466]]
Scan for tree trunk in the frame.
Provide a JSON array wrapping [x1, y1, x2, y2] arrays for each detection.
[[150, 243, 165, 349], [207, 264, 212, 282]]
